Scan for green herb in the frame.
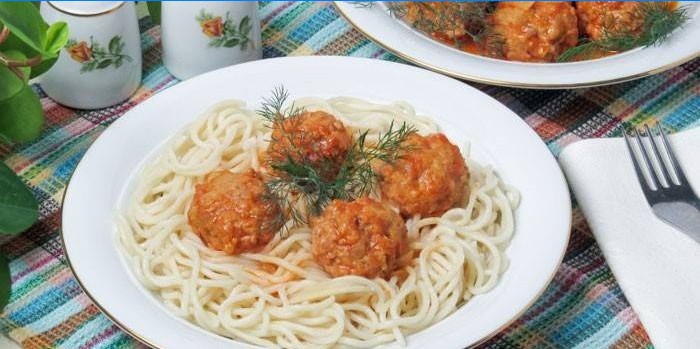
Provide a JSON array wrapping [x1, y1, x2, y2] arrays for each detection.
[[258, 86, 305, 127], [258, 86, 306, 165], [354, 2, 502, 58], [258, 87, 415, 228], [353, 2, 408, 19], [558, 3, 689, 62]]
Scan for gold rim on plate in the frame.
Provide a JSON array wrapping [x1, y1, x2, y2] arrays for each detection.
[[334, 2, 700, 90]]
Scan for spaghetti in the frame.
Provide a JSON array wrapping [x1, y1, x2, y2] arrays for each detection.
[[117, 97, 519, 348]]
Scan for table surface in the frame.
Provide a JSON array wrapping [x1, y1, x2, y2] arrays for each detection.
[[1, 2, 698, 348]]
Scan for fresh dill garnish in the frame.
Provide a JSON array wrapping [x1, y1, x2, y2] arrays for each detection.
[[257, 85, 304, 126], [343, 121, 416, 198], [354, 2, 502, 58], [257, 87, 415, 228], [351, 2, 408, 20], [351, 2, 374, 10], [558, 3, 689, 62], [257, 86, 307, 162]]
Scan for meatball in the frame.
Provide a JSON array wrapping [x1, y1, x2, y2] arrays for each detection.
[[576, 2, 644, 41], [375, 133, 469, 218], [311, 198, 410, 279], [404, 2, 488, 40], [267, 110, 352, 180], [488, 2, 579, 62], [187, 169, 282, 255]]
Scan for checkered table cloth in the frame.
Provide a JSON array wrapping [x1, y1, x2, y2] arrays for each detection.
[[2, 2, 698, 348]]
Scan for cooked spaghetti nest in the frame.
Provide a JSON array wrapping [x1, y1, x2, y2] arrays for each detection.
[[117, 96, 520, 348]]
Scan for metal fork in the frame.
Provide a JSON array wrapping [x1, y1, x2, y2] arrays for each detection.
[[624, 123, 700, 243]]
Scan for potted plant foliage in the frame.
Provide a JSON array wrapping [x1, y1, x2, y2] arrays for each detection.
[[0, 2, 69, 308]]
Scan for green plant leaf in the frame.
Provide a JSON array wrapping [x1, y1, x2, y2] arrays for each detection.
[[0, 33, 56, 78], [0, 85, 43, 143], [0, 2, 48, 55], [28, 56, 56, 78], [0, 50, 30, 101], [0, 254, 10, 310], [0, 28, 37, 58], [44, 21, 68, 55], [0, 161, 38, 235], [147, 2, 161, 25]]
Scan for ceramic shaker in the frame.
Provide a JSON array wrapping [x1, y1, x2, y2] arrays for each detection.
[[161, 2, 263, 80], [40, 1, 141, 109]]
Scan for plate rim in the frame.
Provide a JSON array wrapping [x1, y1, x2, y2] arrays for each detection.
[[334, 2, 700, 89], [59, 55, 573, 349]]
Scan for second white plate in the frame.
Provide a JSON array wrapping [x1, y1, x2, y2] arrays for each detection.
[[335, 2, 700, 89]]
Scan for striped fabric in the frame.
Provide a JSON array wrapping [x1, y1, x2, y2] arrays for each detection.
[[1, 2, 697, 348]]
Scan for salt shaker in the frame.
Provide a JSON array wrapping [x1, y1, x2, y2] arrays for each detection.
[[161, 2, 263, 80], [40, 1, 142, 109]]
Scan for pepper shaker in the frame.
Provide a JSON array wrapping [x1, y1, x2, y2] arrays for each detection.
[[40, 1, 142, 109], [161, 2, 263, 80]]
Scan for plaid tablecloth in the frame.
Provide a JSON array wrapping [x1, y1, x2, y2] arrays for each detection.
[[2, 2, 698, 348]]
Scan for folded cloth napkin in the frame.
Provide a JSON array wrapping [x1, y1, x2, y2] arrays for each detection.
[[559, 126, 700, 349]]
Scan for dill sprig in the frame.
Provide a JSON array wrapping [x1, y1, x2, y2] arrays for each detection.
[[258, 87, 415, 228], [258, 86, 307, 162], [558, 3, 689, 62], [343, 121, 416, 198], [258, 86, 304, 127], [353, 2, 502, 57], [402, 2, 502, 56]]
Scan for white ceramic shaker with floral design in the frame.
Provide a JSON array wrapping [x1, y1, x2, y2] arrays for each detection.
[[40, 1, 142, 109], [161, 2, 262, 80]]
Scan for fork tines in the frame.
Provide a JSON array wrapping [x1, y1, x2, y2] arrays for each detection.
[[623, 123, 688, 192]]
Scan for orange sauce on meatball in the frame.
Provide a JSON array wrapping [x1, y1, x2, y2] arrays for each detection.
[[489, 2, 579, 62], [266, 110, 352, 180], [375, 133, 469, 218], [401, 1, 678, 62], [404, 2, 487, 55], [311, 198, 410, 279], [187, 169, 282, 255], [576, 2, 645, 41]]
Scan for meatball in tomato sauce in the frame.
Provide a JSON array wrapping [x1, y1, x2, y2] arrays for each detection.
[[267, 110, 352, 180], [187, 169, 282, 255], [488, 2, 578, 62], [576, 2, 644, 41], [311, 198, 410, 279], [375, 133, 469, 218], [404, 2, 488, 41]]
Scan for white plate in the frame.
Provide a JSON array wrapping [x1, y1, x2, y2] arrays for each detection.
[[61, 56, 571, 349], [335, 2, 700, 89]]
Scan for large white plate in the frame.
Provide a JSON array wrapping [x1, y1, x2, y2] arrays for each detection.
[[61, 56, 571, 349], [335, 2, 700, 89]]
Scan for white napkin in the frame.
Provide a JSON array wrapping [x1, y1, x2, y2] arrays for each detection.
[[558, 127, 700, 349]]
